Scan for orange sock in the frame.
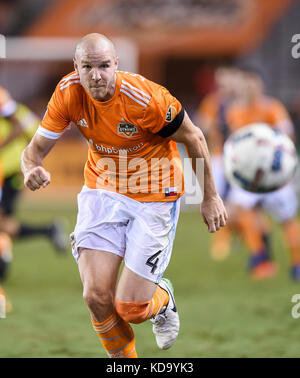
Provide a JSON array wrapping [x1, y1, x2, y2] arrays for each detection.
[[92, 312, 137, 358], [236, 210, 265, 254], [148, 285, 169, 318], [115, 285, 169, 324], [283, 219, 300, 265]]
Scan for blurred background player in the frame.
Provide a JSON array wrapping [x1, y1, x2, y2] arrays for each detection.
[[196, 66, 275, 278], [0, 154, 13, 314], [196, 66, 241, 260], [224, 65, 300, 281], [0, 231, 13, 314], [0, 85, 68, 253]]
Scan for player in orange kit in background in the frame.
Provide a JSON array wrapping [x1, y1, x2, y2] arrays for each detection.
[[21, 33, 227, 358], [196, 66, 241, 260], [196, 66, 275, 279], [225, 65, 300, 280]]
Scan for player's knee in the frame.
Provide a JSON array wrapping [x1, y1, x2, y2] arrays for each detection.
[[115, 298, 151, 324], [83, 287, 112, 313]]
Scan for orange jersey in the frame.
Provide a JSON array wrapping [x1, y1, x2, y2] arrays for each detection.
[[226, 96, 294, 136], [0, 86, 17, 118], [39, 71, 184, 202]]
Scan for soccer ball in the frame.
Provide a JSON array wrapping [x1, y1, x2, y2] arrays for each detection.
[[223, 123, 298, 193]]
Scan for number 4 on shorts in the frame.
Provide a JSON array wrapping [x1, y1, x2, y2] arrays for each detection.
[[146, 250, 162, 274]]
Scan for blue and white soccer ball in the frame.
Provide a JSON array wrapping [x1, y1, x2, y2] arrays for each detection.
[[223, 123, 298, 193]]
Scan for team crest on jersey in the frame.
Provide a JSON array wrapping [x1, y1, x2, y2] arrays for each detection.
[[118, 122, 138, 137], [165, 106, 177, 122]]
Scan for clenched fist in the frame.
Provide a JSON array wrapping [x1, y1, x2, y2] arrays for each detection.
[[24, 166, 51, 191]]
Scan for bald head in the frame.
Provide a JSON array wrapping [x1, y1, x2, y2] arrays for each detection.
[[75, 33, 117, 61], [74, 33, 118, 102]]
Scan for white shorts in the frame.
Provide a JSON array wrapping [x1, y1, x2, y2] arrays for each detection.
[[71, 186, 181, 284], [227, 183, 299, 223]]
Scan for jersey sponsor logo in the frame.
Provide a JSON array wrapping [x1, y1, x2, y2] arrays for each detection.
[[118, 122, 138, 137], [89, 139, 144, 154], [77, 118, 88, 128], [165, 106, 177, 122]]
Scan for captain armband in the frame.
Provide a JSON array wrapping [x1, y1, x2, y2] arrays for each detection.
[[156, 107, 185, 138]]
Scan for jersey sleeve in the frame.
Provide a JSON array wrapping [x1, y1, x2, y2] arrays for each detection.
[[0, 87, 17, 117], [142, 85, 184, 137], [38, 83, 71, 140]]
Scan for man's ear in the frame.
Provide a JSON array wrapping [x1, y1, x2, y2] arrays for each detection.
[[74, 58, 79, 74]]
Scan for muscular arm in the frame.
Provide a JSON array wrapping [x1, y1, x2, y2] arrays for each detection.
[[21, 133, 57, 191], [170, 111, 228, 232]]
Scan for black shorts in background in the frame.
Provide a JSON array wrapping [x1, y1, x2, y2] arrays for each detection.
[[0, 173, 23, 216]]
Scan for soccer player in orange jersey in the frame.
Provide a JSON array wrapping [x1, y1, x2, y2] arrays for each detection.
[[226, 65, 300, 280], [21, 33, 227, 358]]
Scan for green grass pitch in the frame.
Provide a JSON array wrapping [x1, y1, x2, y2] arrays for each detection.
[[0, 200, 299, 358]]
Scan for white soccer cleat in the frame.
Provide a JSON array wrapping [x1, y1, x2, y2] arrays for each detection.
[[150, 278, 180, 350]]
